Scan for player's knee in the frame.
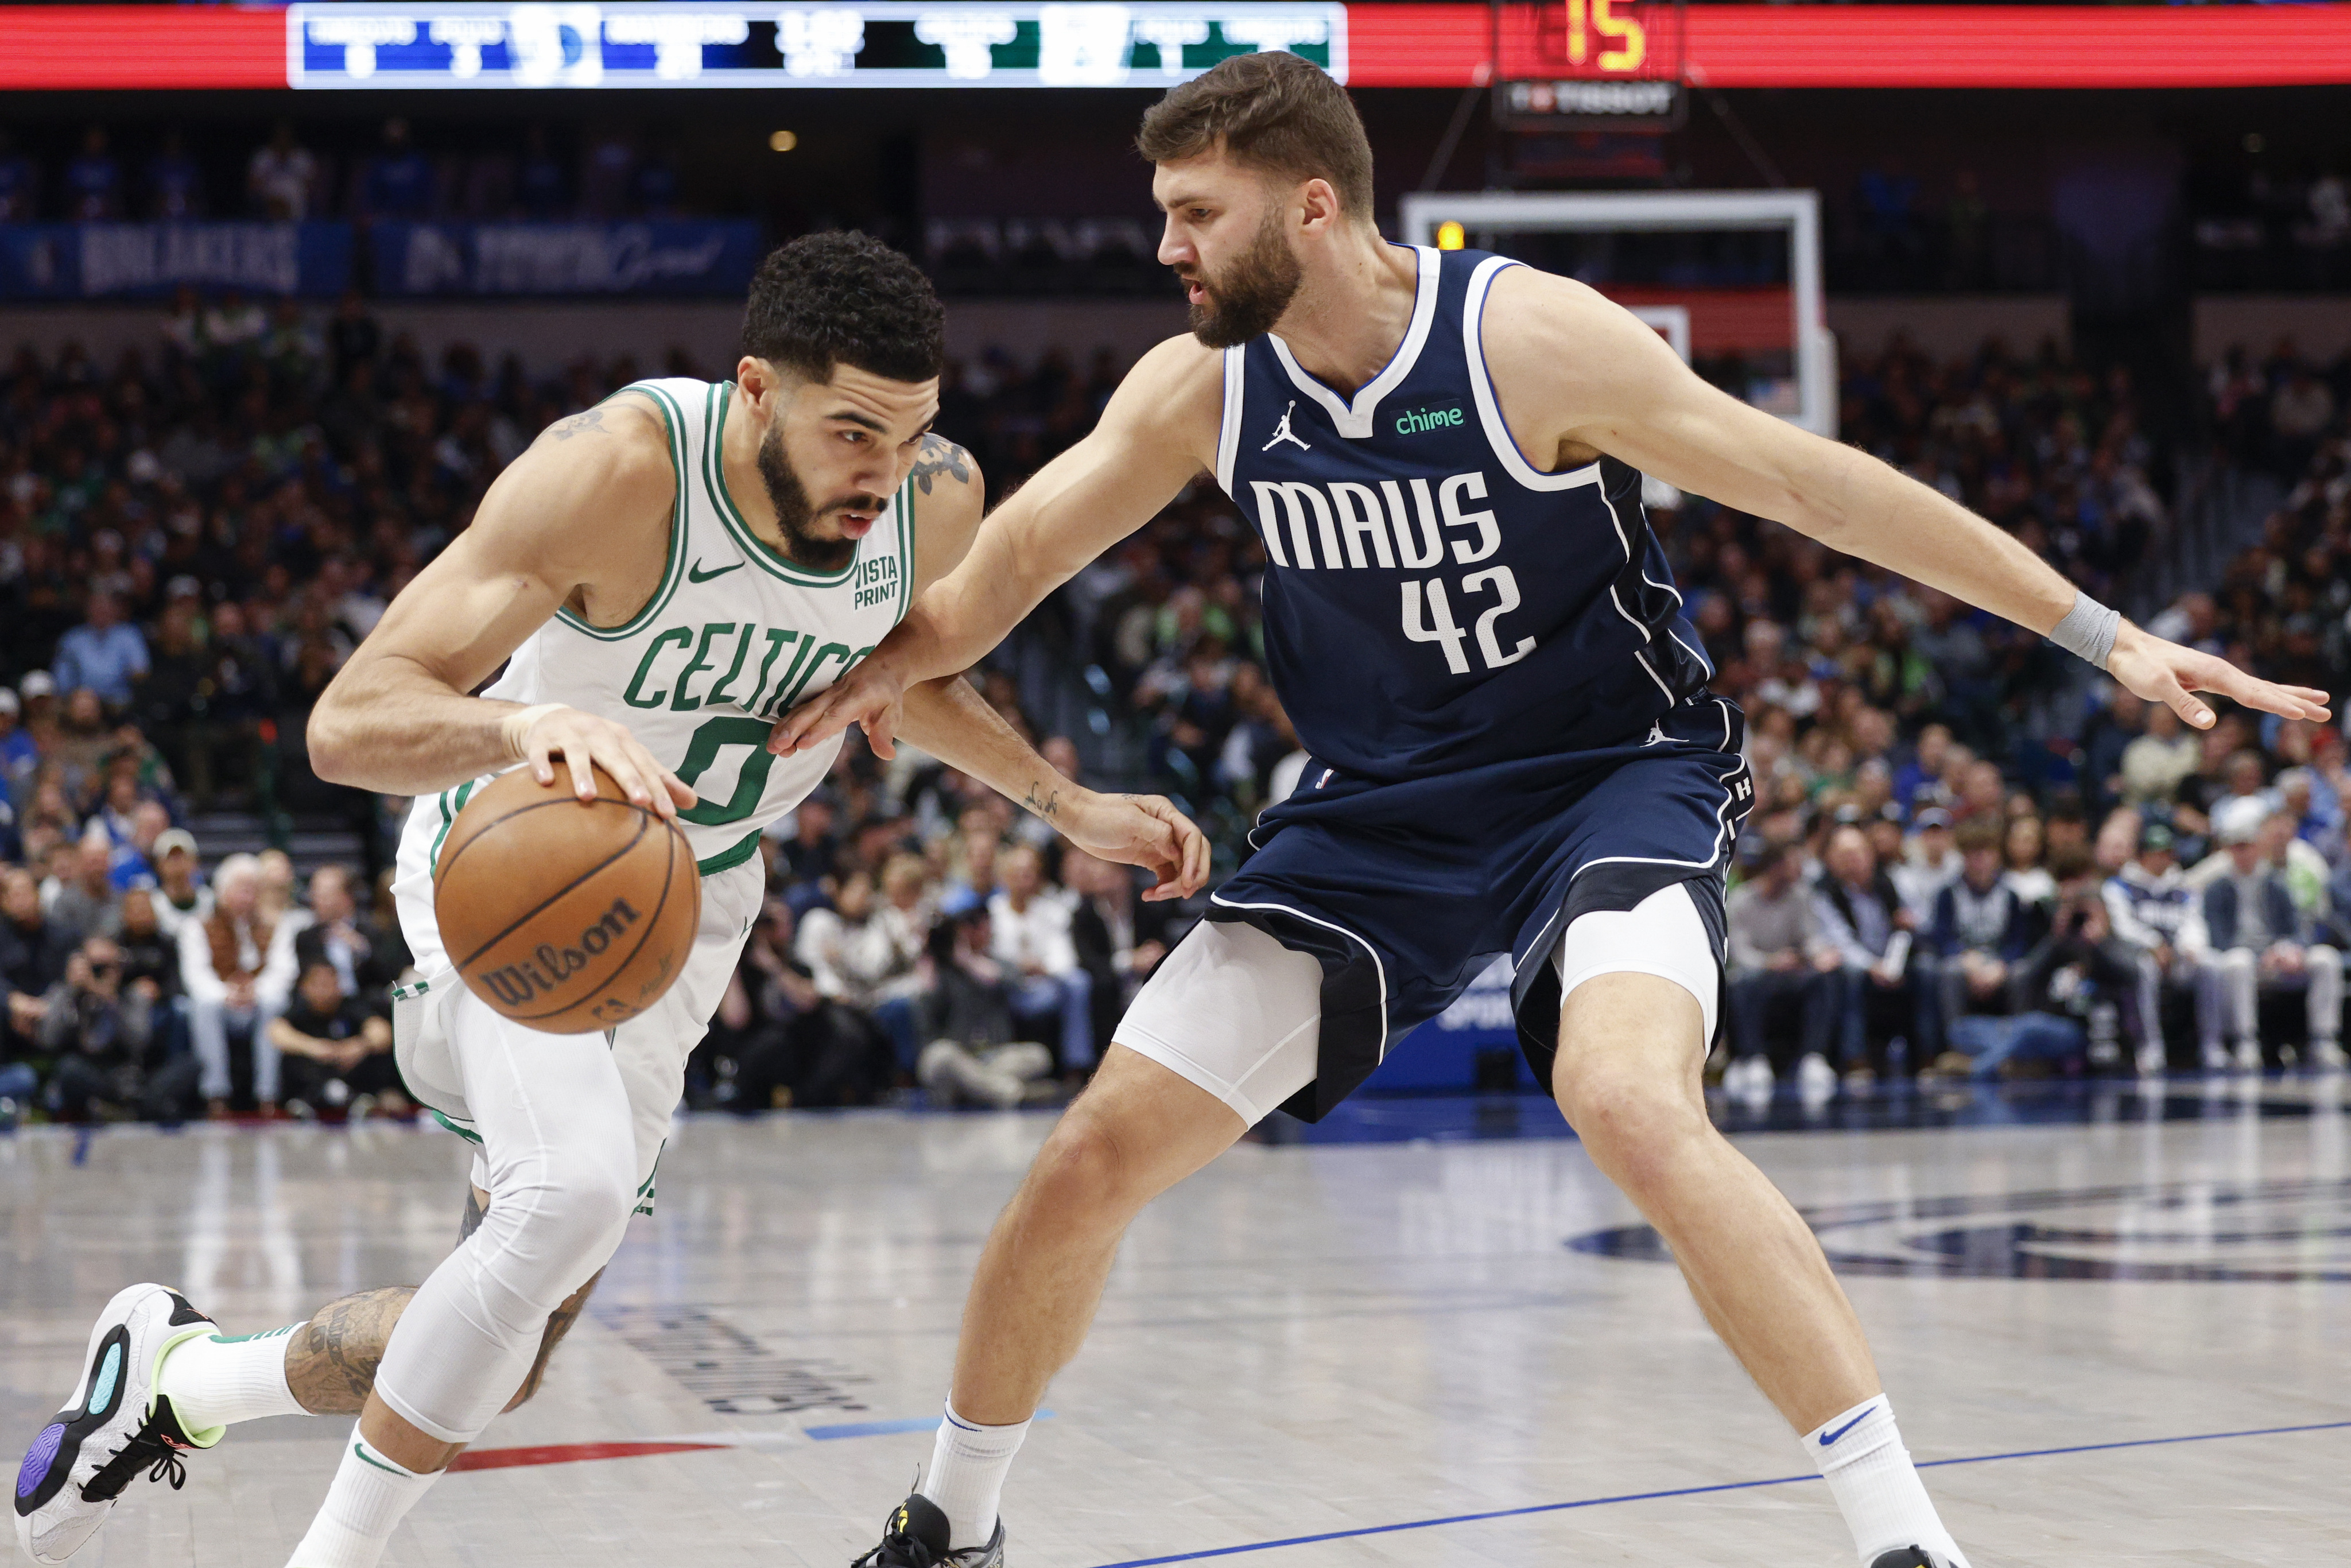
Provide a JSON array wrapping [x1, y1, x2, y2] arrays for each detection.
[[1027, 1109, 1146, 1221], [1558, 1068, 1709, 1183], [480, 1147, 638, 1305]]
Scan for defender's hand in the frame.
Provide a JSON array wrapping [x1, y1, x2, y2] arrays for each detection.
[[770, 656, 909, 759], [1061, 791, 1213, 903], [517, 705, 695, 818], [2106, 623, 2330, 730]]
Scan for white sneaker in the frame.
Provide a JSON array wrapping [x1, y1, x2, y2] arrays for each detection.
[[2200, 1042, 2230, 1074], [917, 1041, 1025, 1109], [1720, 1055, 1760, 1100], [2136, 1042, 2168, 1078], [977, 1043, 1055, 1083], [2233, 1039, 2264, 1074], [14, 1284, 217, 1564], [1795, 1052, 1838, 1100], [2310, 1038, 2348, 1072]]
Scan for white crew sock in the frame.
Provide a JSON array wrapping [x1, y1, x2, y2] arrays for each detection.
[[157, 1325, 310, 1438], [1805, 1395, 1970, 1568], [285, 1433, 439, 1568], [920, 1401, 1031, 1550]]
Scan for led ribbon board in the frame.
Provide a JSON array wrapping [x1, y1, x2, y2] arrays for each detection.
[[285, 1, 1345, 88]]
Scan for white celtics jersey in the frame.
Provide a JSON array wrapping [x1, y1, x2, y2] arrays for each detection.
[[393, 376, 915, 959]]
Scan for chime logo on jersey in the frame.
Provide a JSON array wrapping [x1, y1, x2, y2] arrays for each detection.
[[1246, 469, 1501, 572], [1393, 403, 1465, 436]]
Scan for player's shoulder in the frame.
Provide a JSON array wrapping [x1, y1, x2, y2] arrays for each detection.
[[907, 431, 984, 552], [1480, 261, 1689, 404], [1096, 332, 1224, 447], [532, 387, 672, 458], [909, 432, 980, 504], [1128, 331, 1225, 397], [1485, 262, 1638, 338], [522, 389, 678, 495]]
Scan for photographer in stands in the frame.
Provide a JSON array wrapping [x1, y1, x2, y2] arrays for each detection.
[[269, 957, 402, 1120], [41, 933, 198, 1122]]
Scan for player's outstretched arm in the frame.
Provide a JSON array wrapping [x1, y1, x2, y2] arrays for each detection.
[[820, 430, 1209, 900], [898, 677, 1211, 902], [768, 334, 1223, 758], [308, 398, 699, 812], [1494, 269, 2330, 731]]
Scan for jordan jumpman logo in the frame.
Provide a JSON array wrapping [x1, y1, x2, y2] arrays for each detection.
[[1262, 399, 1311, 452]]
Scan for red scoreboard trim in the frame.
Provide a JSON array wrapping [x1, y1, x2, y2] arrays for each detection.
[[1348, 3, 2351, 90], [1, 2, 2349, 92], [0, 6, 285, 91]]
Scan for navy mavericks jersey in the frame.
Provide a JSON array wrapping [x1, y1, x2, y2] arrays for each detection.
[[1217, 244, 1712, 781]]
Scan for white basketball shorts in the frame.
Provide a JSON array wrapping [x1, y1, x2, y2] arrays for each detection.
[[1118, 880, 1720, 1124]]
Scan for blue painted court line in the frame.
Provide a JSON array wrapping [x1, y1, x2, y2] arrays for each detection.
[[1082, 1418, 2351, 1568], [806, 1410, 1053, 1442]]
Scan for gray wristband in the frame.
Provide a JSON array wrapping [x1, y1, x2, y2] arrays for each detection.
[[2049, 589, 2121, 670]]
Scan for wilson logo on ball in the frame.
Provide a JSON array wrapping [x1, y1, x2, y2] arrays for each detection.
[[476, 897, 642, 1008], [434, 761, 701, 1035]]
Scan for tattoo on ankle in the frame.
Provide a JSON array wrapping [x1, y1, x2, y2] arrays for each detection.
[[286, 1287, 417, 1415]]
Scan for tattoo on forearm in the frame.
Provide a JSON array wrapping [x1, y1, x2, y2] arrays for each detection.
[[1022, 782, 1061, 820], [285, 1286, 417, 1415], [546, 408, 608, 441], [909, 434, 972, 495]]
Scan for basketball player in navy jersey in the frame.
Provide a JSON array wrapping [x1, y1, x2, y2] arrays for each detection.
[[786, 55, 2331, 1568]]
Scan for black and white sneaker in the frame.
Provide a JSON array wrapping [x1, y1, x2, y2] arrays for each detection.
[[851, 1493, 1006, 1567], [1871, 1547, 1966, 1568], [14, 1284, 218, 1564]]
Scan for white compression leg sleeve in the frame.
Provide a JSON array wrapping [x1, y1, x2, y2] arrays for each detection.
[[370, 998, 642, 1444]]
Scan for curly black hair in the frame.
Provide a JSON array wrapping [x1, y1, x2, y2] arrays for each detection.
[[740, 231, 945, 385]]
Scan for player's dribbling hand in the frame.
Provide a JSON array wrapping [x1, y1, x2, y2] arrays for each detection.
[[516, 705, 696, 819], [1061, 791, 1213, 903], [769, 657, 909, 759], [2106, 622, 2331, 730]]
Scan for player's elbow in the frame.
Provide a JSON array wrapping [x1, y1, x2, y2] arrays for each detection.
[[305, 688, 365, 786]]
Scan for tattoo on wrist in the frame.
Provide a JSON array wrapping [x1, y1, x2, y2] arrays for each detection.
[[1022, 782, 1061, 820]]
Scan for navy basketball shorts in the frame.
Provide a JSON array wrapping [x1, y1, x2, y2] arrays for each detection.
[[1118, 694, 1753, 1123]]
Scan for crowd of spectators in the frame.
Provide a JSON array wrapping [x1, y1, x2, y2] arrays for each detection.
[[1, 275, 2349, 1125], [1707, 332, 2351, 1090], [0, 118, 687, 226]]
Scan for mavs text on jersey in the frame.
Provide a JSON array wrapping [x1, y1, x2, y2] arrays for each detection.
[[1202, 247, 1755, 1116]]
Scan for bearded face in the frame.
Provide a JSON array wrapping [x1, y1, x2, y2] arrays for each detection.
[[755, 416, 883, 575], [1182, 201, 1304, 349]]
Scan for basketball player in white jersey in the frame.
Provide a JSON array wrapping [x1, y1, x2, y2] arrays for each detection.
[[12, 232, 1209, 1567], [784, 59, 2332, 1568]]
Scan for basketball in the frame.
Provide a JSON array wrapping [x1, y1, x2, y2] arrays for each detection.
[[432, 763, 701, 1034]]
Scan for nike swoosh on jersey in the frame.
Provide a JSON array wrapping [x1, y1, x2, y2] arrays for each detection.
[[688, 559, 744, 583]]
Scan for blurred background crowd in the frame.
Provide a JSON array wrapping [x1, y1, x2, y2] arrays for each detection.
[[0, 277, 2346, 1128]]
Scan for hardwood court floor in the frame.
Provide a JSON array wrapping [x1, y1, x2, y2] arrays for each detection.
[[5, 1079, 2348, 1567]]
